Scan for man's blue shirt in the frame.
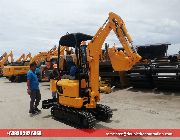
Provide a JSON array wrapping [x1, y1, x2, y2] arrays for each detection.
[[27, 70, 39, 90]]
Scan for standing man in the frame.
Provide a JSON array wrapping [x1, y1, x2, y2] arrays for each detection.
[[27, 62, 41, 115]]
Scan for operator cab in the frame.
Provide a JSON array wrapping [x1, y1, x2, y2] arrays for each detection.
[[59, 33, 93, 78], [58, 33, 93, 97]]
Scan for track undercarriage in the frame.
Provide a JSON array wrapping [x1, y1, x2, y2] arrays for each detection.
[[42, 99, 113, 128]]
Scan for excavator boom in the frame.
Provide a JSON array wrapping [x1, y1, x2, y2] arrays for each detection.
[[86, 12, 141, 108]]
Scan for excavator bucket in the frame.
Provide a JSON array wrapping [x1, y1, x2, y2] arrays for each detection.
[[108, 47, 138, 71]]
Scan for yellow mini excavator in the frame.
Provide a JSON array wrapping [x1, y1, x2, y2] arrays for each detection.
[[42, 12, 141, 128]]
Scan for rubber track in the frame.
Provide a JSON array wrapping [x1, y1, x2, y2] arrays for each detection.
[[51, 104, 96, 128]]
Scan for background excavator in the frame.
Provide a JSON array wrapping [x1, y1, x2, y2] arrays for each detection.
[[0, 51, 13, 76], [37, 46, 67, 81], [3, 46, 66, 82], [3, 52, 32, 82], [42, 12, 141, 128]]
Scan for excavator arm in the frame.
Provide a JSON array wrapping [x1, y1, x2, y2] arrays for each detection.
[[30, 52, 49, 65], [29, 46, 66, 65], [86, 12, 141, 108], [16, 53, 25, 62], [0, 52, 7, 61], [52, 46, 67, 56], [24, 52, 32, 61], [0, 51, 13, 68], [49, 46, 57, 54], [30, 46, 57, 64]]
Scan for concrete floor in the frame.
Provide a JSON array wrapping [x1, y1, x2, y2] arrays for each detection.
[[0, 77, 180, 140]]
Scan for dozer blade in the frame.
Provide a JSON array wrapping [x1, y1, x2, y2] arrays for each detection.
[[42, 98, 57, 109]]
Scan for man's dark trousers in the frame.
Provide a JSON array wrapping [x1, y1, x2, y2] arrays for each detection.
[[30, 89, 41, 112]]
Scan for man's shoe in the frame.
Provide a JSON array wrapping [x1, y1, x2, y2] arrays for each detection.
[[34, 108, 41, 113], [29, 110, 37, 115], [29, 110, 35, 113], [31, 110, 38, 115]]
